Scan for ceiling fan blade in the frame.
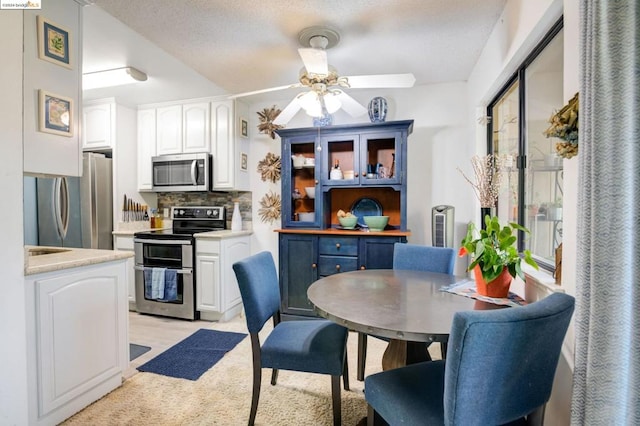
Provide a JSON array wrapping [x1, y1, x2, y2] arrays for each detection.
[[343, 73, 416, 88], [298, 48, 328, 75], [272, 96, 303, 126], [229, 83, 303, 99], [334, 91, 367, 117]]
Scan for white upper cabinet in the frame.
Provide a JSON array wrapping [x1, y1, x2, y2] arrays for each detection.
[[137, 108, 156, 191], [211, 99, 249, 191], [82, 101, 114, 151], [156, 105, 183, 155], [183, 101, 210, 153], [23, 1, 82, 177]]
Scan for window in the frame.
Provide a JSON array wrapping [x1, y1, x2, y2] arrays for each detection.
[[487, 20, 564, 270]]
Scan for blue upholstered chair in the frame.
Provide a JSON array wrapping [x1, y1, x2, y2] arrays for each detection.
[[364, 292, 575, 426], [357, 243, 456, 381], [232, 251, 349, 426]]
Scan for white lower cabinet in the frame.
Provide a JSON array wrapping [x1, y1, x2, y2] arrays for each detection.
[[25, 260, 128, 425], [196, 235, 250, 321], [114, 235, 136, 309]]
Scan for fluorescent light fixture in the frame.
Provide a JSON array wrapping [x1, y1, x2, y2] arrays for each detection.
[[83, 66, 148, 90]]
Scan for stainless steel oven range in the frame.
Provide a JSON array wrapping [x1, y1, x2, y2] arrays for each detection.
[[133, 206, 226, 320]]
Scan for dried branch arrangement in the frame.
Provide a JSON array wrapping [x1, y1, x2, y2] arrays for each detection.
[[257, 152, 281, 183], [543, 92, 579, 159], [258, 191, 281, 224], [458, 154, 507, 208], [257, 106, 283, 139]]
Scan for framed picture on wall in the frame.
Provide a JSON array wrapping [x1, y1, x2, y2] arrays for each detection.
[[241, 152, 248, 171], [240, 117, 248, 138], [39, 90, 73, 137], [37, 15, 72, 69]]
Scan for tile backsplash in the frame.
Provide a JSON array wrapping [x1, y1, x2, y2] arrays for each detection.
[[157, 191, 252, 229]]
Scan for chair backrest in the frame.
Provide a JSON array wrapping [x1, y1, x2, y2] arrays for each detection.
[[443, 292, 575, 425], [392, 243, 456, 274], [232, 251, 281, 334]]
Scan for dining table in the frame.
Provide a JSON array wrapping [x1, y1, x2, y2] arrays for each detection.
[[307, 269, 504, 371]]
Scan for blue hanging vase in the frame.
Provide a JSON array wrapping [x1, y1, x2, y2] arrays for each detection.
[[368, 97, 388, 123]]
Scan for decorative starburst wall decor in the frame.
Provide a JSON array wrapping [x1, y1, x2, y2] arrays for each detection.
[[258, 191, 281, 224], [257, 152, 281, 183], [257, 106, 283, 139]]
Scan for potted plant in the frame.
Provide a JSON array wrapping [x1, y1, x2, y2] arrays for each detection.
[[459, 215, 539, 297]]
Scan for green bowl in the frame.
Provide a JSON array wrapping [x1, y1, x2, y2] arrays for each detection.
[[363, 215, 389, 231], [338, 216, 358, 229]]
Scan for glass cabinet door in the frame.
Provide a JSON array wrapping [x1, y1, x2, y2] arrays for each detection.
[[360, 131, 400, 185], [283, 136, 321, 227], [321, 134, 360, 186]]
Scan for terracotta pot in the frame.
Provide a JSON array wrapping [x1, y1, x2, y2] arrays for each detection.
[[473, 265, 512, 298]]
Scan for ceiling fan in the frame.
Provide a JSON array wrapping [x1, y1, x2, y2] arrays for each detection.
[[229, 26, 416, 125]]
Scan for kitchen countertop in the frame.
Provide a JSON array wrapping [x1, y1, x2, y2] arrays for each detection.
[[194, 229, 253, 239], [25, 246, 134, 276]]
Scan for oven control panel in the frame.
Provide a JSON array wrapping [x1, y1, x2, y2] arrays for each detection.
[[172, 206, 225, 220]]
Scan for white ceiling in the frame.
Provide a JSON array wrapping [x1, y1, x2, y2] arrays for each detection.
[[84, 0, 506, 106]]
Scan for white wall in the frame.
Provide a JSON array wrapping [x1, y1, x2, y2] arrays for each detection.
[[246, 83, 472, 275], [0, 11, 30, 426]]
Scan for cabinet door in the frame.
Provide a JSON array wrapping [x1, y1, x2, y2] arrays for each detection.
[[32, 262, 127, 416], [279, 234, 318, 317], [196, 252, 221, 312], [137, 109, 156, 191], [156, 105, 183, 155], [183, 102, 210, 153], [221, 237, 250, 310], [282, 135, 322, 228], [113, 236, 135, 304], [360, 130, 401, 185], [359, 236, 406, 270], [82, 103, 113, 151], [211, 100, 235, 189], [321, 133, 360, 186]]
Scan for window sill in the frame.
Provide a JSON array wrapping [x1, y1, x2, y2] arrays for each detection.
[[522, 264, 564, 302]]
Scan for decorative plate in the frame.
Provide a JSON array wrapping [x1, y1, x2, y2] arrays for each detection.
[[351, 198, 383, 226]]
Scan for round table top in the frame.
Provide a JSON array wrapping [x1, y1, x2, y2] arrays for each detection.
[[307, 269, 502, 343]]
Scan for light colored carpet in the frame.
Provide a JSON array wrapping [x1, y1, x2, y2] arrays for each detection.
[[63, 315, 440, 425]]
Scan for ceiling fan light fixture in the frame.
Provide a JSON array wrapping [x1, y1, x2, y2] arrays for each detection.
[[323, 92, 341, 114]]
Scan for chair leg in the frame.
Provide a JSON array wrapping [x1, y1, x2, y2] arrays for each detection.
[[357, 332, 367, 381], [526, 404, 546, 426], [343, 352, 350, 390], [331, 375, 342, 426], [249, 334, 262, 426], [440, 341, 448, 360], [270, 368, 279, 385], [367, 404, 387, 426]]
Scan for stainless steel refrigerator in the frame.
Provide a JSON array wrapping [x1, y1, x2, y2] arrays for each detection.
[[36, 152, 113, 249]]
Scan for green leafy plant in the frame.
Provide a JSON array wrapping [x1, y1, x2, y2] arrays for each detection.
[[459, 215, 538, 282]]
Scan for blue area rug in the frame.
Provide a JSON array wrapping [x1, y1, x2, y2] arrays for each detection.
[[130, 343, 151, 361], [137, 329, 246, 381]]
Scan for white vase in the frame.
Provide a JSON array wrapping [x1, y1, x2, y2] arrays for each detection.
[[231, 202, 242, 231]]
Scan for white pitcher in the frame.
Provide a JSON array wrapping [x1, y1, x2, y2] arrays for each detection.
[[292, 155, 305, 168]]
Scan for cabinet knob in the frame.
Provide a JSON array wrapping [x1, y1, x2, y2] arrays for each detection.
[[360, 266, 366, 270], [315, 179, 318, 184], [354, 172, 359, 177], [335, 243, 341, 249], [335, 264, 341, 271], [312, 263, 317, 269]]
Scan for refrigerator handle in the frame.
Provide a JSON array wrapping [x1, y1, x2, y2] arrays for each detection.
[[91, 157, 99, 248], [190, 159, 198, 185], [54, 177, 70, 241]]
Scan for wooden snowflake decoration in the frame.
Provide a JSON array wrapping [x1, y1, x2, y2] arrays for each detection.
[[257, 106, 284, 139], [257, 152, 281, 183], [258, 191, 281, 224]]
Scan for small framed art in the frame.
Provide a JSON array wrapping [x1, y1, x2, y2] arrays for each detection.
[[240, 117, 248, 138], [39, 90, 73, 137], [37, 15, 72, 69], [241, 152, 248, 171]]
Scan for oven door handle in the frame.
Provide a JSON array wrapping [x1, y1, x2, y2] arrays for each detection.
[[134, 238, 193, 245], [134, 265, 192, 275]]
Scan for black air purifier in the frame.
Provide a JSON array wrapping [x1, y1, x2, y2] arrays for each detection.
[[432, 205, 454, 248]]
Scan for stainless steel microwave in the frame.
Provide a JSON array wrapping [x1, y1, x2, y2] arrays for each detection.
[[151, 153, 212, 192]]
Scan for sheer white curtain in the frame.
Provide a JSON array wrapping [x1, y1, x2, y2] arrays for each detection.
[[572, 1, 640, 424]]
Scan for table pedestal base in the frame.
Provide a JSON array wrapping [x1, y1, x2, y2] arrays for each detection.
[[381, 339, 432, 371]]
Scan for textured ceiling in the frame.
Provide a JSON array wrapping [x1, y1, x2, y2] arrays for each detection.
[[88, 0, 506, 99]]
